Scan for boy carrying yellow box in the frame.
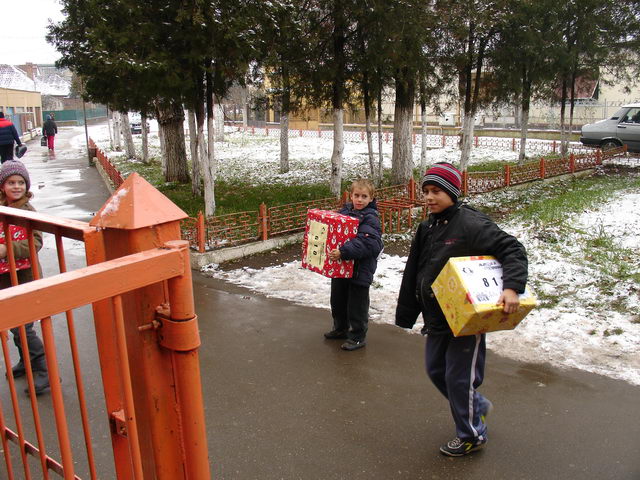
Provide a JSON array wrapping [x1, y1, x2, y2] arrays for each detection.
[[395, 162, 528, 457]]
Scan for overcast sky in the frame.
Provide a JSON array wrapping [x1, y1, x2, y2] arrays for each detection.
[[0, 0, 66, 65]]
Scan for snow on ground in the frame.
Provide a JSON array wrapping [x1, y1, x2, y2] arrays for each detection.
[[203, 193, 640, 386], [84, 122, 640, 385]]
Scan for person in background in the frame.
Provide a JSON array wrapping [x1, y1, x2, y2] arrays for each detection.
[[0, 160, 50, 395], [395, 162, 528, 457], [324, 178, 383, 351], [43, 115, 58, 151], [0, 112, 23, 163]]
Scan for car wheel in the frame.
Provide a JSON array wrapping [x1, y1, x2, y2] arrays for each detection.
[[600, 139, 621, 150]]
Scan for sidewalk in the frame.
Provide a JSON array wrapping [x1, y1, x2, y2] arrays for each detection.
[[14, 126, 640, 479]]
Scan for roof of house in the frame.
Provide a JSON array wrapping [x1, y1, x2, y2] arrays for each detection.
[[0, 64, 37, 92], [0, 63, 71, 96]]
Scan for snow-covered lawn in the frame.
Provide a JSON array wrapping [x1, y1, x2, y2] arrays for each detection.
[[85, 123, 640, 385]]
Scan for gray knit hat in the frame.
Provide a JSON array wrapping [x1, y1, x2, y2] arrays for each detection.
[[0, 160, 31, 191]]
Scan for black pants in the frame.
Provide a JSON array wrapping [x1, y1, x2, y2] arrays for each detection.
[[1, 271, 48, 373], [330, 278, 370, 342], [10, 323, 47, 372], [425, 332, 488, 441], [0, 143, 14, 163]]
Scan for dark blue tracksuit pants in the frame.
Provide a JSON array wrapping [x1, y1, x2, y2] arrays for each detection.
[[425, 332, 489, 441]]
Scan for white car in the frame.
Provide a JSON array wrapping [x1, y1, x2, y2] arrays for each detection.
[[580, 103, 640, 152]]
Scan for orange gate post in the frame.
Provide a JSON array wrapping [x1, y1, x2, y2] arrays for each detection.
[[85, 173, 210, 479]]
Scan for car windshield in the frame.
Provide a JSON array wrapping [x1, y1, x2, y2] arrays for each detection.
[[610, 107, 628, 120]]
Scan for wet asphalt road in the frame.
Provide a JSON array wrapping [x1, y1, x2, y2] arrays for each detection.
[[1, 125, 639, 479]]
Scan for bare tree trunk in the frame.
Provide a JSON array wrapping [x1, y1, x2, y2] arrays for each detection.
[[391, 74, 415, 184], [280, 113, 289, 173], [560, 78, 569, 157], [377, 91, 383, 186], [420, 100, 427, 174], [113, 111, 122, 151], [365, 114, 375, 181], [157, 101, 189, 183], [330, 108, 344, 196], [188, 110, 201, 196], [203, 71, 217, 217], [120, 114, 136, 159], [141, 113, 149, 164], [158, 123, 167, 177], [107, 108, 115, 150], [518, 74, 532, 163], [214, 103, 224, 141], [459, 113, 475, 172], [241, 103, 248, 128]]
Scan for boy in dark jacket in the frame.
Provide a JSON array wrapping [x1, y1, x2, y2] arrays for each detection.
[[395, 162, 528, 456], [325, 179, 383, 351]]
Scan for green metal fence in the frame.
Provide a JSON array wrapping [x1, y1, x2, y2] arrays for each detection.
[[43, 107, 107, 125]]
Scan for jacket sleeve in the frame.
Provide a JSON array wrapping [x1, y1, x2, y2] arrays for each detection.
[[11, 204, 43, 260], [395, 223, 423, 328], [465, 215, 528, 293], [339, 213, 383, 260], [12, 125, 21, 145]]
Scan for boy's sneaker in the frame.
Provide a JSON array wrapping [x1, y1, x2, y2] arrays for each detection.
[[439, 436, 487, 457], [324, 329, 348, 340], [8, 361, 26, 379], [341, 339, 366, 351]]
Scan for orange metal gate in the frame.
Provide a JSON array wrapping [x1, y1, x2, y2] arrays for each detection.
[[0, 173, 211, 479]]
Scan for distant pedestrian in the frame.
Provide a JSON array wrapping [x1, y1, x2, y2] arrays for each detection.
[[43, 115, 58, 151], [0, 160, 50, 395], [0, 112, 23, 163], [324, 178, 383, 351], [395, 162, 528, 457]]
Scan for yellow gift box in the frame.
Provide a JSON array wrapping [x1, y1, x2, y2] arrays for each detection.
[[431, 256, 536, 337]]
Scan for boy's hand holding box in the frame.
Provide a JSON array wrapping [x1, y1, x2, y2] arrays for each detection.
[[302, 209, 359, 278], [431, 256, 536, 337]]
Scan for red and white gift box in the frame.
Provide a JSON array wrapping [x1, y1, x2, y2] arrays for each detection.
[[301, 209, 359, 278], [0, 223, 32, 274]]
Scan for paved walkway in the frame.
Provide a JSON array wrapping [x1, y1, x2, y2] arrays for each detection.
[[6, 125, 640, 479]]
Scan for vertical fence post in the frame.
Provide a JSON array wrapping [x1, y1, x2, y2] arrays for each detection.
[[462, 170, 468, 196], [259, 202, 269, 241], [512, 138, 516, 151], [318, 128, 322, 138], [504, 164, 511, 187], [413, 132, 416, 145], [540, 157, 546, 179], [596, 149, 602, 165], [552, 140, 557, 153], [474, 135, 478, 148], [251, 126, 255, 135], [299, 129, 303, 137], [197, 211, 206, 253], [408, 178, 416, 202], [569, 153, 575, 173], [361, 130, 365, 141], [442, 134, 446, 147], [341, 191, 349, 206], [163, 240, 211, 480], [385, 132, 390, 143], [86, 173, 209, 478]]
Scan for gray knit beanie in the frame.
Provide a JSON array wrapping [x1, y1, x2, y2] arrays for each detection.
[[0, 161, 31, 191]]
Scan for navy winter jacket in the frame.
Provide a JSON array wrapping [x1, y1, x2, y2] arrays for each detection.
[[395, 201, 528, 335], [0, 118, 21, 146], [43, 118, 58, 137], [337, 199, 383, 287]]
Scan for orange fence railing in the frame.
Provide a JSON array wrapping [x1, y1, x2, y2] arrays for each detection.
[[0, 173, 210, 479]]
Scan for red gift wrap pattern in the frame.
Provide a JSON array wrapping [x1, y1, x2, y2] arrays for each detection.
[[301, 209, 359, 278], [0, 223, 32, 274]]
